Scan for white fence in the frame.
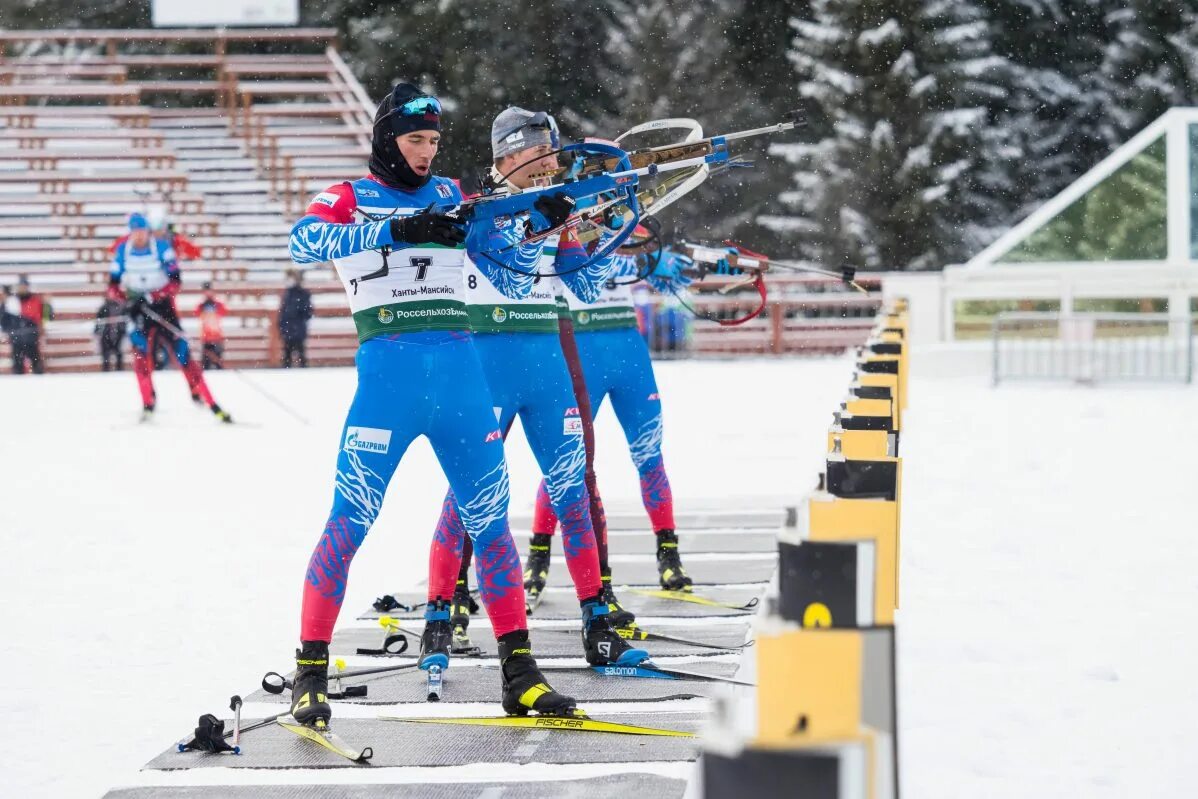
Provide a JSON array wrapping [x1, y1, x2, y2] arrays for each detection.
[[992, 312, 1193, 385]]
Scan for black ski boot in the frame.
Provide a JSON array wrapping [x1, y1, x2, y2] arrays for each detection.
[[581, 597, 648, 666], [290, 640, 331, 726], [419, 598, 452, 672], [523, 533, 552, 612], [600, 572, 636, 628], [450, 580, 481, 656], [210, 403, 233, 424], [655, 529, 693, 591], [498, 630, 581, 717]]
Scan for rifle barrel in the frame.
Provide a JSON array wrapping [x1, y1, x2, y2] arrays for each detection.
[[719, 120, 800, 142]]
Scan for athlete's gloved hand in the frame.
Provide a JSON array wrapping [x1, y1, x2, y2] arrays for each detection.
[[533, 192, 575, 230], [646, 249, 693, 292], [713, 247, 745, 276], [390, 208, 465, 247]]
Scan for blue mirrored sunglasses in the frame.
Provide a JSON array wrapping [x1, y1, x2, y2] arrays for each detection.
[[399, 95, 442, 116]]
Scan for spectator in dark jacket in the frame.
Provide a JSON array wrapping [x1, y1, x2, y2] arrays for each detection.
[[95, 297, 127, 371], [3, 282, 45, 374], [278, 269, 313, 368]]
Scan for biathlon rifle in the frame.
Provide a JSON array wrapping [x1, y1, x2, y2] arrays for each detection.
[[435, 140, 676, 273], [679, 242, 863, 291], [542, 114, 802, 248], [664, 242, 866, 327], [557, 112, 803, 182]]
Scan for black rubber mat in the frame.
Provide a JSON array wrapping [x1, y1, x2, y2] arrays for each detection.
[[144, 712, 706, 770], [360, 586, 765, 622], [106, 774, 687, 799], [516, 530, 777, 557], [511, 509, 782, 531], [331, 620, 751, 659], [244, 660, 742, 705]]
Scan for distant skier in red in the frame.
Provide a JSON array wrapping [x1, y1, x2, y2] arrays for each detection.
[[108, 213, 231, 423]]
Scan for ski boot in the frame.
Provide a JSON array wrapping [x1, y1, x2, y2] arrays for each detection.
[[600, 573, 636, 629], [211, 403, 233, 424], [290, 640, 331, 726], [450, 580, 481, 656], [191, 391, 204, 405], [655, 529, 693, 591], [420, 599, 453, 701], [419, 598, 452, 671], [140, 404, 155, 423], [523, 533, 551, 613], [581, 597, 648, 666], [498, 630, 581, 717]]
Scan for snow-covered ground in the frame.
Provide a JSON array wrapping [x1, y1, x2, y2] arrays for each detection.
[[6, 356, 1195, 798], [1, 358, 848, 799], [900, 375, 1198, 798]]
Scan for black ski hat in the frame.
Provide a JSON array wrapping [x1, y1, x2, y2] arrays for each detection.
[[369, 82, 442, 190]]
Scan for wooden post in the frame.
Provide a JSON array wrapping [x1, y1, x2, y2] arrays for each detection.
[[266, 310, 281, 367], [769, 301, 784, 355]]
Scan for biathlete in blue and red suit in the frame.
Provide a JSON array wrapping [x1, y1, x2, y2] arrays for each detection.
[[528, 235, 696, 590], [422, 106, 650, 668], [108, 213, 230, 423], [284, 83, 579, 726]]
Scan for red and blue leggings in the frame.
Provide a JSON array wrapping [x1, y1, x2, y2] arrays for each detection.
[[532, 327, 675, 534], [301, 333, 526, 642]]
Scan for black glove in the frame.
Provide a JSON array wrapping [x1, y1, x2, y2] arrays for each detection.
[[533, 192, 575, 230], [391, 209, 465, 247]]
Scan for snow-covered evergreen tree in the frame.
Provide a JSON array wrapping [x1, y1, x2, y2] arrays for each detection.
[[598, 0, 786, 240], [989, 0, 1114, 218], [764, 0, 1016, 270], [1099, 1, 1198, 145]]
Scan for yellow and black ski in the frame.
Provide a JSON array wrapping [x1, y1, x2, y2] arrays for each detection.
[[383, 715, 694, 737], [629, 588, 760, 611], [276, 716, 373, 762]]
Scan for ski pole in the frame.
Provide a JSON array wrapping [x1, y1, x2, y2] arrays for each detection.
[[138, 303, 189, 340], [261, 661, 418, 695], [232, 368, 310, 425], [229, 695, 242, 748]]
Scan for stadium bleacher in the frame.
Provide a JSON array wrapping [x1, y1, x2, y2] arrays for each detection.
[[0, 28, 877, 372], [0, 29, 365, 371]]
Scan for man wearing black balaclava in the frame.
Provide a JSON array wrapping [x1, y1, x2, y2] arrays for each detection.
[[369, 82, 441, 190], [284, 83, 581, 731]]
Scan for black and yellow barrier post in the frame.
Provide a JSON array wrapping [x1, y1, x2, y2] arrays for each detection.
[[849, 369, 901, 432], [857, 353, 905, 413], [790, 490, 899, 623], [703, 620, 899, 799], [753, 621, 899, 798], [827, 425, 892, 460], [703, 304, 908, 799]]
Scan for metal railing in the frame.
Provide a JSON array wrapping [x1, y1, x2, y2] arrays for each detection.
[[992, 312, 1194, 385]]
